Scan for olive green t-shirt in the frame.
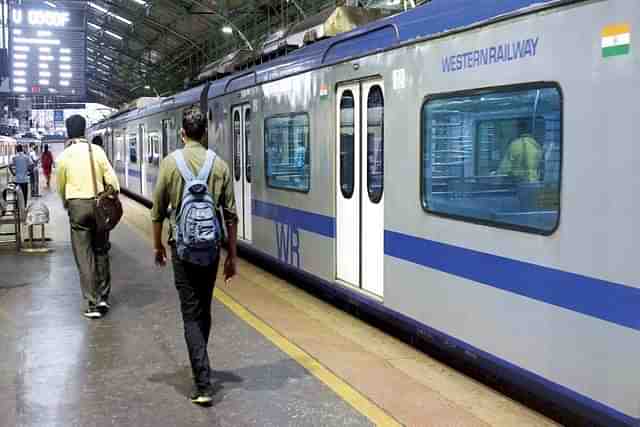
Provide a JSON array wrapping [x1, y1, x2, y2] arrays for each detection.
[[151, 139, 237, 233]]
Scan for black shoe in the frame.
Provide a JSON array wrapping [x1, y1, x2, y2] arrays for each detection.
[[96, 300, 111, 314], [190, 386, 213, 406], [83, 306, 102, 319]]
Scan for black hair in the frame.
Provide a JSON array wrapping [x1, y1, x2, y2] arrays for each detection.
[[66, 114, 86, 139], [44, 144, 49, 152], [182, 105, 206, 141], [92, 135, 103, 147], [16, 145, 23, 153]]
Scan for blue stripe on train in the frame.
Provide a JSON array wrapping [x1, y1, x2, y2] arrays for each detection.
[[253, 199, 335, 238], [252, 199, 639, 332], [384, 230, 640, 332]]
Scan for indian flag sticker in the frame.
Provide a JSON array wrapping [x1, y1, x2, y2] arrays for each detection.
[[602, 23, 631, 57], [319, 84, 328, 99]]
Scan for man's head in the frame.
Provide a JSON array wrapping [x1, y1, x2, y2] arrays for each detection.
[[16, 145, 23, 153], [181, 105, 207, 143], [92, 135, 103, 147], [66, 115, 86, 139]]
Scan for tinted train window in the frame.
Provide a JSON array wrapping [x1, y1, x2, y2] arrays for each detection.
[[367, 86, 384, 203], [245, 109, 252, 183], [233, 110, 241, 181], [340, 91, 355, 199], [128, 135, 137, 163], [422, 84, 562, 234], [264, 113, 310, 192]]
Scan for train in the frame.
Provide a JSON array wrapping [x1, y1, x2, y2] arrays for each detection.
[[88, 0, 639, 425], [0, 136, 17, 168]]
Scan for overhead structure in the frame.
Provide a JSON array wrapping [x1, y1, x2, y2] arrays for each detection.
[[80, 0, 417, 107]]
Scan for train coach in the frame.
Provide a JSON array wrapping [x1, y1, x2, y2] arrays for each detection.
[[0, 136, 17, 168], [89, 0, 640, 425]]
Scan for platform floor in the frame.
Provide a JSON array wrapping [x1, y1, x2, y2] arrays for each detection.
[[0, 176, 557, 427]]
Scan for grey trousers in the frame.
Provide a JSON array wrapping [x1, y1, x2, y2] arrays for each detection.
[[67, 199, 111, 306]]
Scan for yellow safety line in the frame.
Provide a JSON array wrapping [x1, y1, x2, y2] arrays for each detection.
[[122, 202, 402, 426], [215, 289, 403, 427]]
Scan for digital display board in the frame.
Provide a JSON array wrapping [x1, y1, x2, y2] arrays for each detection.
[[9, 3, 86, 97]]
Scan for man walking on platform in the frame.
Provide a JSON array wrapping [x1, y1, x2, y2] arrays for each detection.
[[10, 145, 32, 204], [57, 115, 120, 319], [151, 105, 238, 406]]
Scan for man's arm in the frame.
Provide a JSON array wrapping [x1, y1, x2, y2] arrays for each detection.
[[56, 157, 67, 202], [220, 165, 238, 282], [99, 148, 120, 191], [151, 159, 171, 266]]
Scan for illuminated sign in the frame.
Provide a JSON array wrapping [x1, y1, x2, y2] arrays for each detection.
[[12, 9, 71, 27], [9, 3, 86, 98]]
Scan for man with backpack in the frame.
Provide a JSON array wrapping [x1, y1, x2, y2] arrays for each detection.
[[151, 105, 238, 406]]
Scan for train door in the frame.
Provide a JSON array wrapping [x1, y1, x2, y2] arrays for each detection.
[[336, 79, 385, 298], [139, 124, 146, 195], [231, 104, 252, 241]]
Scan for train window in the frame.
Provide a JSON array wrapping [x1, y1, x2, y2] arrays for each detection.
[[340, 91, 355, 199], [367, 86, 384, 204], [128, 135, 137, 163], [264, 113, 310, 192], [422, 84, 562, 234], [233, 110, 241, 182], [245, 109, 252, 183]]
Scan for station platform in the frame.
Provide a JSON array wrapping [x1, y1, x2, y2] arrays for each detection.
[[0, 177, 557, 426]]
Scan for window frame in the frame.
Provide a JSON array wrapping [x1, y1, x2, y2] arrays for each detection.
[[419, 81, 563, 236], [366, 84, 384, 204], [263, 111, 311, 194]]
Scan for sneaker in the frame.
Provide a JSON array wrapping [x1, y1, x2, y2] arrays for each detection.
[[83, 306, 102, 319], [190, 386, 213, 406], [96, 300, 111, 313]]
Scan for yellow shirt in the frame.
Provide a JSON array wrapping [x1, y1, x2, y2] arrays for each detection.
[[56, 138, 120, 201], [497, 135, 542, 183]]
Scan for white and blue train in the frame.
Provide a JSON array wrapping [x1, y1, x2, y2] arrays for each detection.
[[89, 0, 639, 424]]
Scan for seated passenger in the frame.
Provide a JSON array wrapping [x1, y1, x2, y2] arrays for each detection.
[[496, 126, 542, 183]]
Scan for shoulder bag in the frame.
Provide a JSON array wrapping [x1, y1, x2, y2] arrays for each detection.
[[88, 142, 123, 232]]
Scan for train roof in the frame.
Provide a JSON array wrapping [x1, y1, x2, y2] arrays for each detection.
[[93, 0, 565, 128]]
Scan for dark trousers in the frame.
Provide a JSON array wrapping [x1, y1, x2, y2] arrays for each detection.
[[16, 182, 28, 204], [67, 199, 111, 306], [171, 246, 219, 389]]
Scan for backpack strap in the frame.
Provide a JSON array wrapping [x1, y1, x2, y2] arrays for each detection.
[[196, 150, 216, 182], [173, 150, 195, 182]]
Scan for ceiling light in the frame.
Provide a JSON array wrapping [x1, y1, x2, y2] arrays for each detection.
[[39, 55, 55, 61], [88, 22, 101, 30], [60, 72, 72, 78], [88, 2, 133, 25], [13, 70, 26, 76], [37, 31, 53, 37], [39, 47, 51, 52], [13, 78, 26, 84], [40, 71, 52, 77], [60, 56, 71, 62], [14, 37, 61, 45], [59, 64, 71, 70], [13, 62, 27, 68], [39, 63, 49, 69], [105, 30, 123, 40], [144, 85, 150, 89], [60, 48, 71, 54], [13, 46, 30, 52], [39, 79, 50, 85], [221, 26, 233, 34], [13, 54, 27, 60], [103, 55, 113, 60], [60, 80, 70, 86], [14, 86, 27, 93], [44, 1, 57, 8], [13, 29, 22, 35], [131, 0, 147, 5]]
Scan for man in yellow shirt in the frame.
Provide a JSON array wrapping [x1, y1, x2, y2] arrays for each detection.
[[57, 115, 120, 319]]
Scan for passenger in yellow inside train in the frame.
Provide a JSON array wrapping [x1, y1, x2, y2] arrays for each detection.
[[496, 119, 542, 182]]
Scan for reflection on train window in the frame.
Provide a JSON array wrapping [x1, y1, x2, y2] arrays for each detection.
[[422, 84, 562, 234], [367, 86, 384, 203], [233, 110, 241, 181], [147, 134, 160, 166], [245, 109, 252, 183], [265, 113, 310, 192], [115, 136, 123, 161], [340, 91, 355, 198], [128, 135, 137, 164]]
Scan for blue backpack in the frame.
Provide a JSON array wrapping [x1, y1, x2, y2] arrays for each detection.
[[173, 149, 222, 266]]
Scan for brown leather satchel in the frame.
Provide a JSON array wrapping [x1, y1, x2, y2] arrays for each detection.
[[88, 141, 123, 232]]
